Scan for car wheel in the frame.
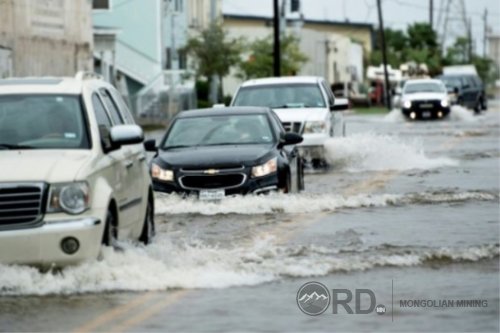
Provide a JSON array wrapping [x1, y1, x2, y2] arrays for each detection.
[[298, 159, 305, 191], [280, 173, 291, 193], [102, 208, 118, 247], [474, 101, 481, 114], [480, 97, 488, 111], [139, 195, 155, 245]]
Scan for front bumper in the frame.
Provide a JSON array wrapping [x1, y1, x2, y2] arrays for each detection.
[[402, 106, 450, 119], [0, 217, 102, 266], [152, 171, 281, 196], [297, 133, 329, 160]]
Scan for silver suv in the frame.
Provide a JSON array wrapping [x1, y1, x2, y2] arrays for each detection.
[[0, 72, 154, 266]]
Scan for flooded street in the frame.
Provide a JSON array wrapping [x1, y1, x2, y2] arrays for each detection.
[[1, 106, 499, 332]]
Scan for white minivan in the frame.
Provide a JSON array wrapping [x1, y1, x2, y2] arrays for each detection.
[[231, 76, 347, 167], [0, 73, 154, 266]]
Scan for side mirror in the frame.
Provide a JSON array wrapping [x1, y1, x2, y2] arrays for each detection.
[[453, 87, 459, 94], [109, 125, 144, 148], [279, 132, 303, 147], [330, 98, 349, 111], [144, 139, 157, 152]]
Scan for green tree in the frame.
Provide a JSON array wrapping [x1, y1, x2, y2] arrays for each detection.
[[184, 22, 243, 98], [237, 34, 308, 80], [444, 36, 495, 83]]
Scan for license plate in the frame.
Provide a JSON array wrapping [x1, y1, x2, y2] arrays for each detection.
[[199, 189, 225, 200], [420, 103, 433, 109], [422, 111, 431, 118]]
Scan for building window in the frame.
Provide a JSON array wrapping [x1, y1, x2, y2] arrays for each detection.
[[93, 0, 111, 10], [166, 48, 171, 69], [174, 0, 183, 12], [178, 50, 187, 69]]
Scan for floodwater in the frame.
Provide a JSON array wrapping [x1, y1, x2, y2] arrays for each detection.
[[1, 105, 499, 332]]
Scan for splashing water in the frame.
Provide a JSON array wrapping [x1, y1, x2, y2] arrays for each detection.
[[323, 133, 457, 172]]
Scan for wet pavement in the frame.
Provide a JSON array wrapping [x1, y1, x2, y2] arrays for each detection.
[[0, 105, 499, 332]]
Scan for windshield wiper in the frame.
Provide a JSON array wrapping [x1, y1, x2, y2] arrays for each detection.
[[163, 145, 191, 150], [0, 143, 36, 150], [271, 104, 306, 109]]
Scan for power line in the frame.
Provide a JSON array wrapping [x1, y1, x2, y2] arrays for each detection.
[[388, 0, 500, 17]]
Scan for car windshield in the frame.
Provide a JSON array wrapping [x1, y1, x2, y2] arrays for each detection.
[[163, 114, 275, 149], [440, 77, 462, 89], [232, 83, 326, 108], [0, 95, 90, 149], [403, 82, 446, 94]]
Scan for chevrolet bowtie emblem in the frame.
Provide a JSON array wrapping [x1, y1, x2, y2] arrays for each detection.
[[204, 169, 219, 175]]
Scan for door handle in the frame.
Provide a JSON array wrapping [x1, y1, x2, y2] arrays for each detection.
[[138, 154, 146, 162], [125, 160, 134, 169]]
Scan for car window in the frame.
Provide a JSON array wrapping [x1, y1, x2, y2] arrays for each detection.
[[320, 81, 335, 106], [92, 94, 112, 128], [233, 83, 327, 108], [108, 87, 135, 124], [403, 82, 446, 94], [0, 94, 90, 149], [163, 114, 275, 148], [270, 110, 285, 135], [461, 77, 469, 88], [467, 77, 476, 88], [99, 88, 124, 125]]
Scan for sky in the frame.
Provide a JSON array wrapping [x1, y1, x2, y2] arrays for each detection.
[[223, 0, 500, 55]]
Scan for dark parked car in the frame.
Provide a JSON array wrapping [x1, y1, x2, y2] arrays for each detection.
[[145, 107, 304, 199], [438, 74, 487, 113]]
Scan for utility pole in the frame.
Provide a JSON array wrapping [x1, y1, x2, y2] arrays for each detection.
[[429, 0, 434, 29], [209, 0, 219, 103], [273, 0, 281, 77], [376, 0, 391, 110], [483, 8, 488, 57], [467, 18, 473, 62]]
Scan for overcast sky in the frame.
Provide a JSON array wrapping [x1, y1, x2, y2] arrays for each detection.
[[223, 0, 500, 55]]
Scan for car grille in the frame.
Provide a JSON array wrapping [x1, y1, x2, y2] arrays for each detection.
[[282, 122, 303, 134], [180, 174, 246, 190], [414, 100, 441, 110], [0, 183, 46, 228]]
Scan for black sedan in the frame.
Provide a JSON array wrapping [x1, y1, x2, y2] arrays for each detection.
[[144, 107, 304, 199]]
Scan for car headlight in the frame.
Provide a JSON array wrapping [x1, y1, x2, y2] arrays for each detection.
[[440, 99, 449, 107], [47, 182, 89, 215], [252, 157, 278, 178], [403, 100, 412, 109], [151, 163, 174, 181], [303, 121, 326, 134]]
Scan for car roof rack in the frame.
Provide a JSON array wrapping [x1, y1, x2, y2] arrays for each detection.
[[75, 71, 103, 81]]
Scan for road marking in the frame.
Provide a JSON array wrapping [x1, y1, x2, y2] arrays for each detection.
[[109, 290, 189, 333], [72, 292, 156, 333]]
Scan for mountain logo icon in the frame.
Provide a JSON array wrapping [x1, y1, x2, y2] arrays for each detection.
[[297, 282, 330, 316]]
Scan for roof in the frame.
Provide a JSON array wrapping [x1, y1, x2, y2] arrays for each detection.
[[224, 14, 373, 31], [404, 79, 444, 85], [0, 77, 86, 95], [177, 106, 271, 118], [223, 14, 373, 30], [240, 76, 321, 87]]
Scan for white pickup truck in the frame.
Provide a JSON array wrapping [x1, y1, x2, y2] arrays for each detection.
[[231, 76, 347, 167]]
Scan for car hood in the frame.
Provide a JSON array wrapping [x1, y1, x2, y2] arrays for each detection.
[[272, 107, 328, 123], [157, 144, 274, 168], [0, 150, 93, 183], [403, 92, 447, 101]]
